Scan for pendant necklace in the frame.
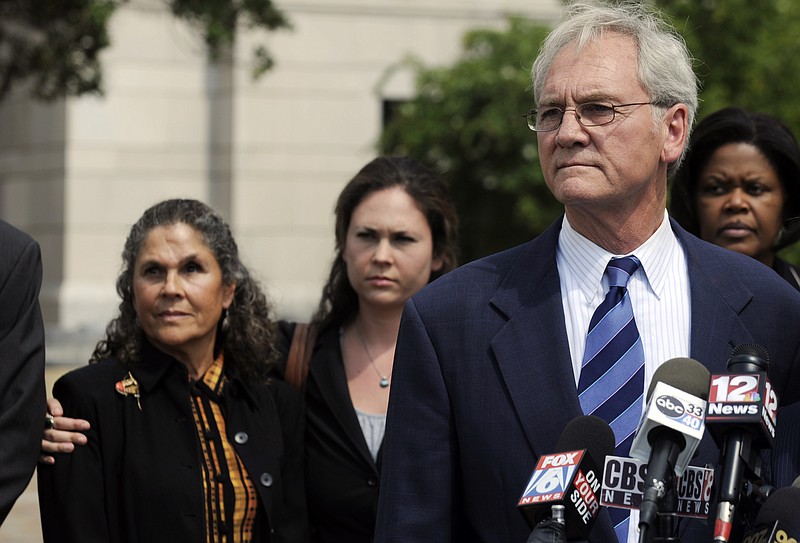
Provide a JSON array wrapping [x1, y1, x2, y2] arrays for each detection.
[[355, 324, 390, 388]]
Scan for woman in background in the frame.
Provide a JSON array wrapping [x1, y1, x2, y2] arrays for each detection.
[[671, 107, 800, 488], [670, 106, 800, 289], [279, 156, 458, 542]]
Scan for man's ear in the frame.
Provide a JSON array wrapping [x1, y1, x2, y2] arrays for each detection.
[[661, 103, 689, 165]]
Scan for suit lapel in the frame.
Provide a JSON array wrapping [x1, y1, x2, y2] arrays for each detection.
[[308, 328, 379, 473], [489, 221, 584, 455], [484, 220, 759, 454], [674, 222, 756, 374]]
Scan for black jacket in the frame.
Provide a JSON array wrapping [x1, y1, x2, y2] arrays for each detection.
[[278, 323, 382, 543], [0, 220, 45, 525], [38, 342, 309, 543]]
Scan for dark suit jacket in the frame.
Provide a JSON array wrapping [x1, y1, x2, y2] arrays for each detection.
[[0, 220, 46, 526], [277, 323, 382, 543], [769, 401, 800, 488], [38, 342, 310, 543], [374, 218, 800, 543]]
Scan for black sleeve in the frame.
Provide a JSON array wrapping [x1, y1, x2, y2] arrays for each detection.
[[0, 227, 46, 525], [269, 378, 310, 543], [37, 370, 116, 543]]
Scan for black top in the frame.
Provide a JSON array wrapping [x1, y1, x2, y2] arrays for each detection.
[[278, 323, 382, 543], [0, 220, 45, 525], [38, 341, 310, 543]]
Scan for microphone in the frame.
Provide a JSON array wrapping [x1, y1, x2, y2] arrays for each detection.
[[628, 357, 710, 537], [525, 505, 566, 543], [706, 343, 778, 542], [518, 415, 615, 540], [600, 455, 714, 519], [741, 486, 800, 543]]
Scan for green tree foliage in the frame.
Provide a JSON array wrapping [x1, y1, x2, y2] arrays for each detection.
[[0, 0, 116, 99], [169, 0, 289, 78], [655, 0, 800, 264], [655, 0, 800, 129], [380, 5, 800, 263], [0, 0, 289, 101], [380, 18, 556, 262]]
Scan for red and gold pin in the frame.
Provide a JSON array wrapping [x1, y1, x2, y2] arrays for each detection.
[[115, 372, 142, 411]]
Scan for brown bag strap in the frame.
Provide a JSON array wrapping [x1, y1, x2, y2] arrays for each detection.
[[285, 322, 316, 392]]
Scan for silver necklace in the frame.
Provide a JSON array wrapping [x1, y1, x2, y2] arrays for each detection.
[[355, 324, 390, 388]]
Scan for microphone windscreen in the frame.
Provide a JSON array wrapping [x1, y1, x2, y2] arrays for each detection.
[[646, 357, 710, 401], [754, 486, 800, 532], [555, 415, 616, 465], [727, 343, 770, 372]]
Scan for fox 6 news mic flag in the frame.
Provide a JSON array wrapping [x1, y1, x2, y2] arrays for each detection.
[[517, 416, 615, 540]]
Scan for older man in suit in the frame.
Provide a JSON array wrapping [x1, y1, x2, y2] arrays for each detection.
[[374, 2, 800, 542], [0, 219, 46, 526]]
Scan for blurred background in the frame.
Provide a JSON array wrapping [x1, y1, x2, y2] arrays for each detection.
[[2, 0, 800, 539]]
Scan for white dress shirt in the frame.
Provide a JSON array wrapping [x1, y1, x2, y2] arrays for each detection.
[[556, 210, 691, 542]]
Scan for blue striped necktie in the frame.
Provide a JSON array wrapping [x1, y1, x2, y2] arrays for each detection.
[[578, 256, 644, 542]]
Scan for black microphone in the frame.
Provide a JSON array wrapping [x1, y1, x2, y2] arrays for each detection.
[[706, 344, 778, 542], [525, 505, 566, 543], [741, 486, 800, 543], [628, 357, 711, 539], [518, 415, 615, 540]]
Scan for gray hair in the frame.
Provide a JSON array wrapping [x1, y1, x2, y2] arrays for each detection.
[[92, 199, 279, 381], [531, 1, 699, 174]]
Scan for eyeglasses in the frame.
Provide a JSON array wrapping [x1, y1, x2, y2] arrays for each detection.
[[522, 101, 657, 132]]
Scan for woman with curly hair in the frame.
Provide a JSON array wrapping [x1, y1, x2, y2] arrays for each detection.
[[38, 199, 309, 543]]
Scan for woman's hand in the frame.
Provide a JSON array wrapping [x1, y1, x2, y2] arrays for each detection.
[[39, 397, 91, 464]]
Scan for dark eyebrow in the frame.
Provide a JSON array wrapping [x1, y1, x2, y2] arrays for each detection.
[[137, 253, 204, 268], [137, 258, 162, 268]]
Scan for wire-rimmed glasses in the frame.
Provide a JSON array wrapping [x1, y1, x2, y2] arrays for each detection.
[[522, 101, 657, 132]]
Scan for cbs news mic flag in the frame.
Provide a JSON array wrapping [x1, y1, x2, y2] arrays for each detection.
[[600, 455, 714, 518]]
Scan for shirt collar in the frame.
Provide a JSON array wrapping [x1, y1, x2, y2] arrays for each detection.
[[558, 210, 679, 303], [194, 353, 227, 402], [131, 341, 256, 406]]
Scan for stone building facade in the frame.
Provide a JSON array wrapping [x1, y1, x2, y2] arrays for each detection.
[[0, 0, 558, 362]]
